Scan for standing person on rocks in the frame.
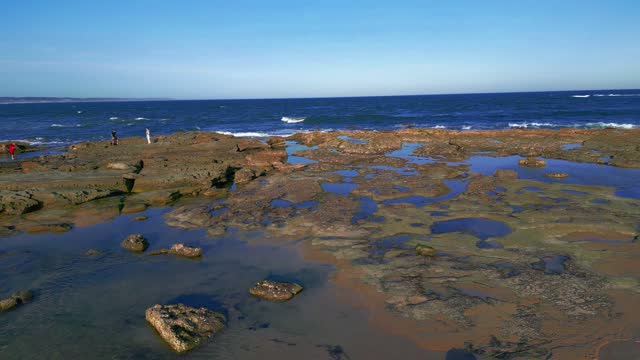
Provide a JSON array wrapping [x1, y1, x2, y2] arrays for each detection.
[[7, 143, 17, 160], [145, 127, 151, 144], [111, 129, 118, 145]]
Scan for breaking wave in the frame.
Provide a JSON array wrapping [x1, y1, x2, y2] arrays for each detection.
[[593, 93, 640, 97], [217, 131, 272, 137], [281, 116, 306, 123], [584, 122, 636, 129], [462, 125, 472, 130], [109, 117, 119, 120], [508, 122, 556, 129], [572, 95, 591, 98]]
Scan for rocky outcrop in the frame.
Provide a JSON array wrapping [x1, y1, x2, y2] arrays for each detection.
[[518, 157, 546, 168], [145, 303, 226, 353], [0, 290, 33, 312], [150, 243, 202, 258], [249, 280, 303, 301], [0, 191, 41, 214], [121, 234, 149, 252], [233, 168, 256, 184]]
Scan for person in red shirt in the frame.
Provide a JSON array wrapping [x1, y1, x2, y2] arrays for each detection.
[[8, 143, 17, 160]]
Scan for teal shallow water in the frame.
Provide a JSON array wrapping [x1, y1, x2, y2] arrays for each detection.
[[0, 208, 433, 359]]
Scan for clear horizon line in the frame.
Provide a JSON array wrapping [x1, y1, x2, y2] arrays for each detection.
[[2, 87, 639, 103]]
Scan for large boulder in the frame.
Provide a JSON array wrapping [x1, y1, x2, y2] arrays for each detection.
[[145, 304, 226, 353], [249, 280, 303, 301], [121, 234, 149, 252]]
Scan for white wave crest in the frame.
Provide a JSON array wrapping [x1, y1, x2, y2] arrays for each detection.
[[462, 125, 472, 130], [51, 123, 81, 128], [585, 122, 636, 129], [217, 131, 271, 137], [508, 122, 556, 129], [593, 93, 640, 97], [281, 116, 306, 123], [109, 117, 119, 120], [134, 117, 147, 120], [433, 125, 446, 129], [571, 95, 590, 98]]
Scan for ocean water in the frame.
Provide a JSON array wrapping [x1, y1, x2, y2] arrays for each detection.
[[1, 90, 639, 147]]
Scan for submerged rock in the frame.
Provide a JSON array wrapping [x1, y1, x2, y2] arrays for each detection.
[[415, 244, 437, 257], [133, 215, 148, 221], [249, 280, 303, 301], [145, 303, 226, 353], [0, 290, 33, 312], [85, 249, 102, 256], [518, 157, 546, 168], [121, 234, 149, 252]]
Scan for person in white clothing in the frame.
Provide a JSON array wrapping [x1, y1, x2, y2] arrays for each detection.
[[145, 128, 151, 144]]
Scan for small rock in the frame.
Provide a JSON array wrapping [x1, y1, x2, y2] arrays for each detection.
[[416, 244, 437, 257], [0, 290, 33, 312], [169, 243, 202, 258], [249, 280, 303, 301], [518, 157, 546, 168], [106, 162, 132, 170], [546, 172, 568, 178], [121, 234, 149, 252], [85, 249, 102, 256], [145, 303, 226, 353], [133, 215, 148, 221]]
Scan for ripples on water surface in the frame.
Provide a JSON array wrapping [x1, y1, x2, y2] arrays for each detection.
[[0, 208, 432, 359]]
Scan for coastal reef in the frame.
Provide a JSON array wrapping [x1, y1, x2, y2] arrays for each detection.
[[1, 128, 639, 358]]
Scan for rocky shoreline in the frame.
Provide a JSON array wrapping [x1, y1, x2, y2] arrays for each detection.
[[1, 128, 639, 358]]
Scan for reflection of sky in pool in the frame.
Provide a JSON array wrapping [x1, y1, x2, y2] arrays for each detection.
[[457, 156, 640, 199]]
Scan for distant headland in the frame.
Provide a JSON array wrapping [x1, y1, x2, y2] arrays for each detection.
[[0, 97, 172, 104]]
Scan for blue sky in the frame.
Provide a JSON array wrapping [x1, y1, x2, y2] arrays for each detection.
[[1, 0, 639, 99]]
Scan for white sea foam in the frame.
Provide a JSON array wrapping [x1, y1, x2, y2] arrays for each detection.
[[51, 123, 81, 128], [109, 117, 119, 120], [585, 122, 636, 129], [216, 131, 271, 137], [508, 122, 556, 129], [571, 95, 591, 98], [433, 125, 446, 129], [593, 93, 640, 97], [134, 117, 147, 120], [462, 125, 472, 130], [281, 116, 306, 123]]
